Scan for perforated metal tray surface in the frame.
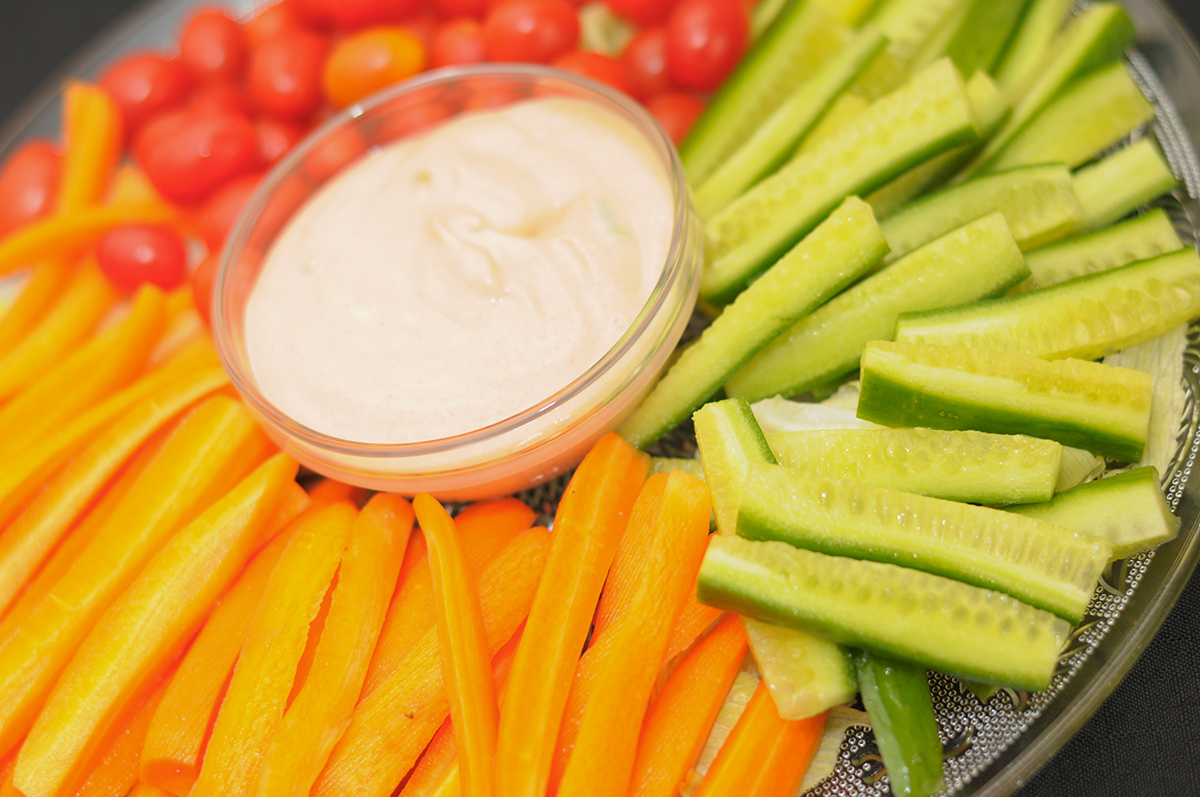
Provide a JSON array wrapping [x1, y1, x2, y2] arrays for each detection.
[[2, 1, 1200, 796]]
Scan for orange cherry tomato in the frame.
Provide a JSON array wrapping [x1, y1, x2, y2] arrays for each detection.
[[430, 19, 487, 69], [141, 110, 261, 205], [255, 116, 308, 164], [484, 0, 580, 63], [99, 52, 194, 138], [179, 8, 250, 84], [665, 0, 749, 92], [0, 139, 61, 237], [619, 27, 673, 102], [551, 51, 631, 95], [96, 224, 189, 292], [330, 0, 427, 30], [250, 27, 332, 121], [191, 251, 220, 327], [323, 27, 427, 109], [646, 91, 704, 145], [198, 170, 266, 252]]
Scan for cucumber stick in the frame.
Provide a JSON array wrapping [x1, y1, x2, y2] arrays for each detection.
[[1074, 139, 1180, 231], [697, 534, 1072, 691], [726, 212, 1028, 402], [1008, 467, 1180, 560], [793, 93, 870, 158], [737, 461, 1110, 621], [694, 398, 778, 538], [943, 0, 1033, 77], [993, 0, 1076, 95], [648, 457, 706, 480], [1015, 208, 1184, 293], [880, 163, 1080, 260], [986, 61, 1155, 174], [857, 340, 1153, 462], [860, 0, 971, 94], [681, 1, 853, 185], [855, 652, 945, 797], [619, 197, 888, 449], [694, 28, 888, 219], [702, 58, 976, 304], [765, 427, 1063, 505], [894, 249, 1200, 362]]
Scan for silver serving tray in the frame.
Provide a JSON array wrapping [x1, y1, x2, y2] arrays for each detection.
[[2, 1, 1199, 795]]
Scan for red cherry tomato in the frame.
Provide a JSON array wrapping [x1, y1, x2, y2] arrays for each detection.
[[399, 10, 441, 51], [191, 251, 220, 327], [619, 28, 672, 102], [665, 0, 748, 92], [303, 126, 370, 182], [646, 91, 704, 144], [198, 171, 266, 251], [141, 111, 261, 205], [433, 0, 488, 18], [330, 0, 426, 30], [190, 81, 254, 119], [322, 27, 427, 109], [430, 19, 487, 68], [484, 0, 580, 64], [606, 0, 676, 26], [96, 224, 189, 293], [551, 51, 631, 95], [98, 53, 193, 137], [249, 28, 332, 122], [0, 139, 60, 237], [255, 116, 307, 164], [245, 2, 305, 46], [286, 0, 334, 29], [133, 108, 193, 167], [179, 8, 249, 84]]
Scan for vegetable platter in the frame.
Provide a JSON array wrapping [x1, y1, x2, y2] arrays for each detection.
[[2, 1, 1200, 797]]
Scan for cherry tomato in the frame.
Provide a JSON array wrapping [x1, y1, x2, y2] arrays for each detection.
[[323, 27, 427, 109], [330, 0, 427, 30], [484, 0, 580, 63], [141, 111, 261, 205], [190, 81, 255, 119], [375, 94, 454, 142], [179, 8, 249, 84], [646, 91, 704, 144], [96, 224, 189, 293], [99, 53, 193, 137], [133, 108, 192, 167], [245, 2, 305, 46], [665, 0, 748, 92], [463, 79, 527, 110], [303, 126, 369, 182], [433, 0, 488, 18], [249, 28, 332, 121], [198, 171, 266, 251], [191, 251, 220, 327], [255, 116, 307, 164], [619, 28, 672, 102], [399, 10, 441, 51], [286, 0, 334, 29], [0, 139, 60, 237], [551, 51, 631, 95], [430, 19, 487, 68], [606, 0, 676, 26]]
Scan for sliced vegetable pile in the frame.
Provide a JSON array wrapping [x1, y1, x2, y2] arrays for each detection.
[[0, 0, 1196, 796]]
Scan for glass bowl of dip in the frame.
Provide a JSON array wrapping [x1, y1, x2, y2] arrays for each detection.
[[213, 64, 701, 500]]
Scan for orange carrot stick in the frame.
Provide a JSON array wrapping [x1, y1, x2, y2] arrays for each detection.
[[693, 683, 827, 797], [104, 166, 171, 210], [59, 82, 123, 214], [0, 261, 118, 402], [494, 433, 648, 797], [312, 527, 551, 797], [629, 613, 748, 797], [147, 298, 203, 369], [70, 669, 171, 797], [0, 261, 74, 360], [128, 784, 173, 797], [660, 590, 723, 668], [415, 494, 498, 797], [0, 396, 272, 759], [305, 478, 370, 507], [362, 497, 535, 698], [554, 471, 712, 797], [190, 501, 357, 797], [139, 485, 311, 797], [11, 454, 299, 797], [257, 494, 413, 797]]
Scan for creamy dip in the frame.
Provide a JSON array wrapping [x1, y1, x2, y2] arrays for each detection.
[[245, 97, 675, 444]]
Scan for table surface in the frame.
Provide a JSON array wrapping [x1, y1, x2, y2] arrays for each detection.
[[1, 1, 1199, 795]]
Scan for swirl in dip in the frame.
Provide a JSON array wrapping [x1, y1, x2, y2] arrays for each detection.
[[244, 97, 675, 445]]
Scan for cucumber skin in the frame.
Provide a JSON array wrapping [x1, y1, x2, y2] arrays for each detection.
[[855, 652, 946, 797], [697, 535, 1070, 691], [944, 0, 1033, 77], [857, 342, 1152, 463]]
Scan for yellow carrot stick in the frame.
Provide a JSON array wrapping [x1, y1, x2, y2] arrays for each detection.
[[0, 203, 176, 278], [0, 261, 74, 360], [104, 166, 172, 211], [0, 261, 118, 402], [0, 396, 272, 759], [70, 669, 171, 797], [414, 494, 498, 797], [190, 501, 357, 797], [313, 527, 552, 797], [59, 82, 123, 214], [258, 494, 414, 797], [494, 433, 648, 797], [146, 301, 203, 369]]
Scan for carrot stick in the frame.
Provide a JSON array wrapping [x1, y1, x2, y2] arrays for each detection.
[[0, 261, 74, 360], [139, 485, 311, 797], [362, 497, 535, 698], [312, 527, 551, 797], [0, 202, 176, 279], [104, 166, 171, 210], [629, 613, 748, 797], [70, 669, 172, 797], [661, 590, 723, 668], [147, 300, 203, 369], [59, 82, 123, 214], [190, 501, 357, 797], [693, 683, 827, 797], [494, 433, 648, 797], [305, 478, 370, 507], [0, 396, 273, 759], [10, 453, 299, 797], [257, 494, 414, 797], [128, 784, 172, 797], [0, 261, 118, 402], [414, 494, 498, 797], [554, 471, 712, 797], [0, 347, 232, 616]]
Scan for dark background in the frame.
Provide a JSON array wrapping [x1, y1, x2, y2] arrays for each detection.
[[0, 0, 1198, 795]]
